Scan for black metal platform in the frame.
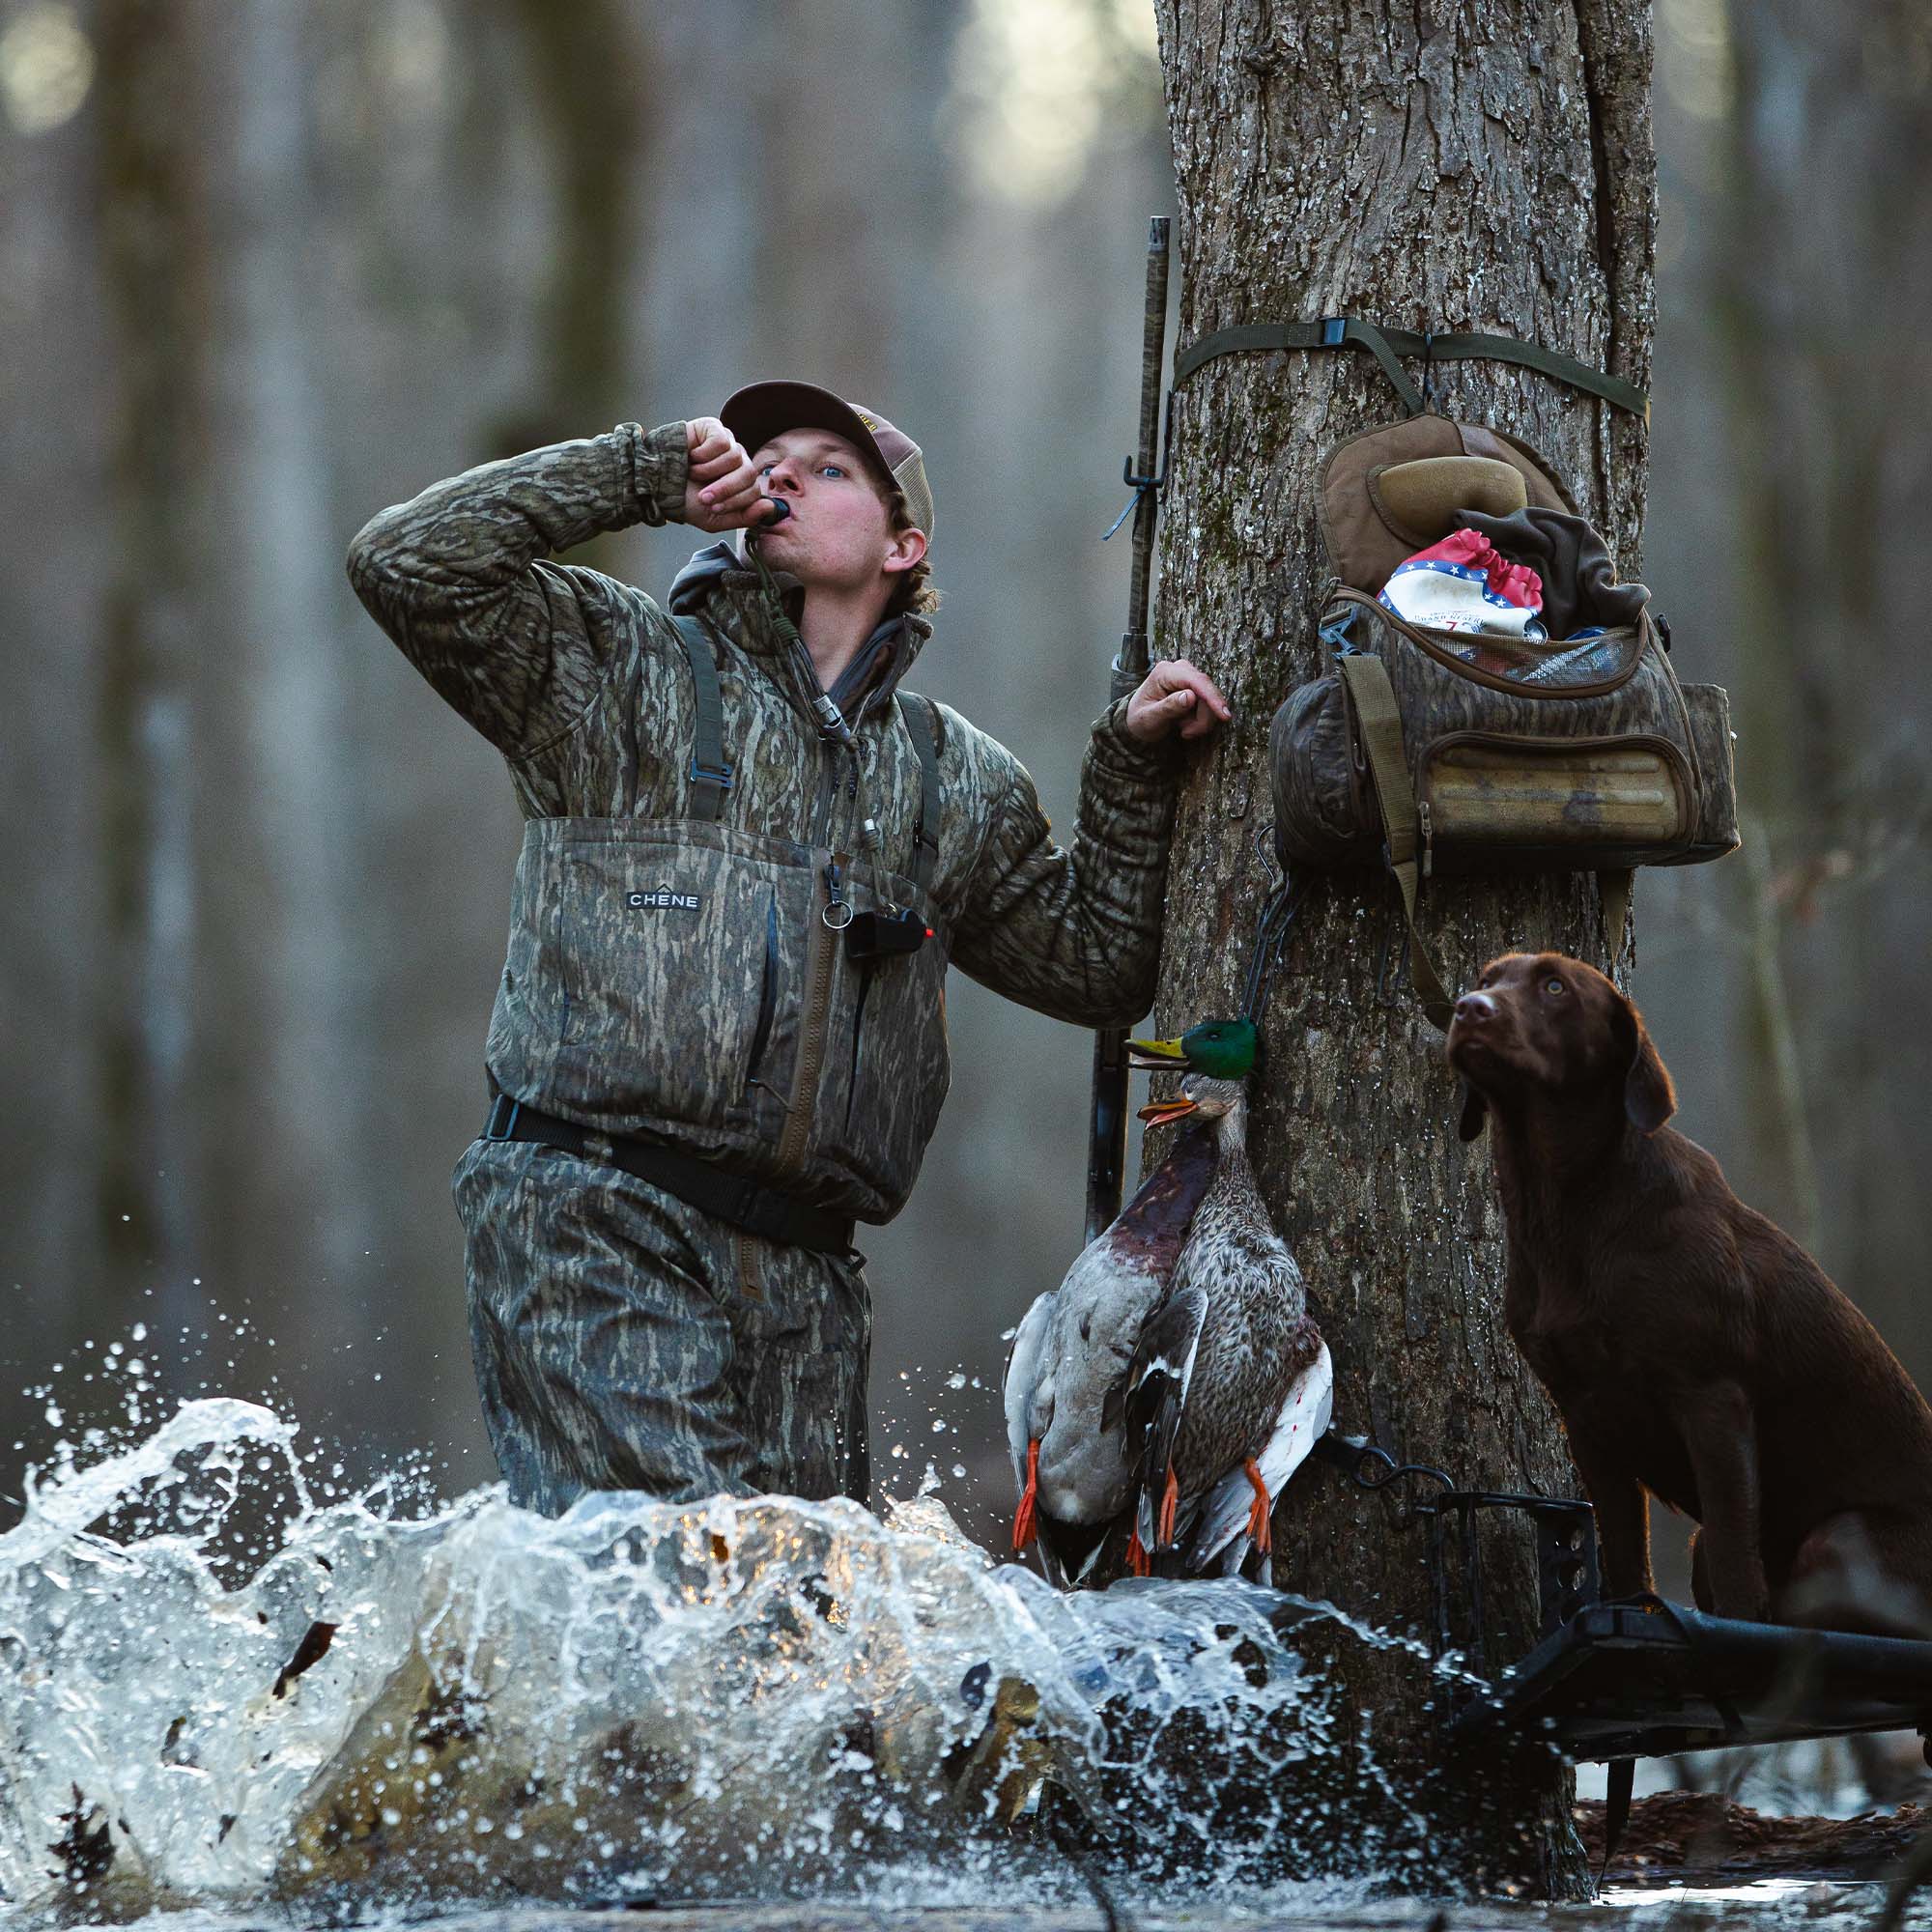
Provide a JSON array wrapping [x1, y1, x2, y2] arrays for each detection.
[[1447, 1595, 1932, 1761], [1314, 1431, 1932, 1764]]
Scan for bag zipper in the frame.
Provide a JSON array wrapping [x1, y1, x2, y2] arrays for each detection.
[[1329, 586, 1650, 700]]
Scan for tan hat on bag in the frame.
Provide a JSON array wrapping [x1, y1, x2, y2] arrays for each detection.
[[1367, 455, 1527, 550], [721, 380, 934, 540]]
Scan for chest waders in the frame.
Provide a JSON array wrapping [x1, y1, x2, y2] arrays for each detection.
[[479, 612, 947, 1251]]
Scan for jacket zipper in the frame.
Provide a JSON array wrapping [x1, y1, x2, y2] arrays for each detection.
[[780, 706, 868, 1180], [776, 854, 839, 1180], [780, 742, 847, 1177]]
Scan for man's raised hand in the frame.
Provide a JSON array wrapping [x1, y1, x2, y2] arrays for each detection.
[[682, 417, 782, 533], [1123, 658, 1233, 744]]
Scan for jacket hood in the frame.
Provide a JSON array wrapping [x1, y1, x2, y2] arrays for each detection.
[[667, 540, 932, 724]]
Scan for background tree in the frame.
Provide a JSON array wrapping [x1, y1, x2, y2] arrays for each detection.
[[1145, 0, 1655, 1893]]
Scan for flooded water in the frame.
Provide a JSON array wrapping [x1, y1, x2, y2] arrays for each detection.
[[3, 1388, 1928, 1932]]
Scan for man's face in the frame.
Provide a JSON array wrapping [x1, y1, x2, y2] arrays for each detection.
[[747, 427, 923, 605]]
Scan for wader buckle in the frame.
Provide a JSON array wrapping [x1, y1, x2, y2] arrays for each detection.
[[484, 1094, 523, 1141], [688, 755, 735, 793]]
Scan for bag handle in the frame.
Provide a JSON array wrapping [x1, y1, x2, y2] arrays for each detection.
[[1336, 652, 1458, 1031]]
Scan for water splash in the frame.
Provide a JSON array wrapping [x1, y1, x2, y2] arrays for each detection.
[[0, 1396, 1514, 1922]]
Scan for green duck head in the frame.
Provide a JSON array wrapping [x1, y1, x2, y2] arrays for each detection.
[[1127, 1018, 1258, 1127], [1126, 1016, 1259, 1080]]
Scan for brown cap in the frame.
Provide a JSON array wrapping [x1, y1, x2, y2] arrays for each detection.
[[720, 380, 934, 540]]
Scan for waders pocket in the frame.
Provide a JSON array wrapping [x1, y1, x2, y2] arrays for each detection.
[[501, 818, 820, 1140], [825, 863, 952, 1202]]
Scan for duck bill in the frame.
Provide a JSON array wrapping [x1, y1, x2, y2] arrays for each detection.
[[1126, 1035, 1188, 1072], [1137, 1095, 1199, 1128]]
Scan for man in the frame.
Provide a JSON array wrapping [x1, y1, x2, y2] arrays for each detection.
[[348, 384, 1229, 1515]]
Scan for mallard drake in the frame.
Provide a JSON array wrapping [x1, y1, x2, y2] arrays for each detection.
[[1004, 1121, 1219, 1588], [1121, 1017, 1332, 1578]]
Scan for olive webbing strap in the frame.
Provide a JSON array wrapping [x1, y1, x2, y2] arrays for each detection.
[[670, 614, 733, 824], [1175, 320, 1424, 414], [1171, 317, 1648, 423], [1335, 653, 1458, 1033], [895, 691, 942, 894]]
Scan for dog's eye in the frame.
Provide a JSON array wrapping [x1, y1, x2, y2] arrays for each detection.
[[1545, 977, 1566, 996]]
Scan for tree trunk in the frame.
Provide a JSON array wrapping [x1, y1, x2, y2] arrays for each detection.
[[1150, 0, 1655, 1896]]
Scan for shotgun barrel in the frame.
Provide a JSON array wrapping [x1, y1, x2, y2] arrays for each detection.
[[1085, 217, 1170, 1245]]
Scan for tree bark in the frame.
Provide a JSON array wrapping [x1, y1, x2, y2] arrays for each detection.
[[1149, 0, 1655, 1896]]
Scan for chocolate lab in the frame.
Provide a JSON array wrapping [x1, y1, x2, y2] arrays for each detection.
[[1449, 951, 1932, 1634]]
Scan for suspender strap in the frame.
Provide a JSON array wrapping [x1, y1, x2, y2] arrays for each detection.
[[1172, 317, 1648, 423], [1336, 653, 1458, 1033], [671, 614, 734, 823], [895, 691, 942, 894]]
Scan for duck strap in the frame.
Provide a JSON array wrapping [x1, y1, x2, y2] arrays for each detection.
[[1336, 652, 1458, 1032], [671, 614, 734, 823], [895, 691, 942, 894]]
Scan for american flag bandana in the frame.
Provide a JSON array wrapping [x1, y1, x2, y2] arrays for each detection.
[[1379, 529, 1547, 640]]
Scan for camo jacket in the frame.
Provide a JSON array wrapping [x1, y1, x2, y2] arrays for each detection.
[[348, 422, 1183, 1224]]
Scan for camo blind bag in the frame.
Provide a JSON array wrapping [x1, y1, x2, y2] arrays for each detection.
[[1268, 416, 1739, 882]]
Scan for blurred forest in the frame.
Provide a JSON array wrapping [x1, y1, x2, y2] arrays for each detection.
[[1, 0, 1927, 1569]]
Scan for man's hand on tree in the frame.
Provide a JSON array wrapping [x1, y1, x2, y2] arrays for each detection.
[[682, 417, 783, 533], [1123, 659, 1233, 744]]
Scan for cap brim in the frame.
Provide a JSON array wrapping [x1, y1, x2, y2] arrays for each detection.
[[719, 382, 894, 490]]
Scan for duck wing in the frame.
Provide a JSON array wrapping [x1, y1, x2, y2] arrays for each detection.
[[1003, 1291, 1056, 1491], [1187, 1332, 1334, 1577]]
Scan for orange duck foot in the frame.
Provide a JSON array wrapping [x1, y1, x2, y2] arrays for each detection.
[[1126, 1529, 1151, 1577], [1244, 1456, 1272, 1557], [1012, 1438, 1039, 1551], [1156, 1464, 1179, 1548]]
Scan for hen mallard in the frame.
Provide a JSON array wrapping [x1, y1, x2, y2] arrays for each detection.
[[1122, 1018, 1332, 1577], [1004, 1118, 1219, 1587]]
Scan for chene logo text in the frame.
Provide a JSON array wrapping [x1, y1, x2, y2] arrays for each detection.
[[627, 887, 703, 913]]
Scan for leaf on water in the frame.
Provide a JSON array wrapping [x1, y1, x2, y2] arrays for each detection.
[[47, 1784, 113, 1889], [271, 1620, 339, 1699]]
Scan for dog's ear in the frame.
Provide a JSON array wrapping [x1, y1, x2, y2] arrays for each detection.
[[1456, 1077, 1489, 1142], [1614, 994, 1676, 1134]]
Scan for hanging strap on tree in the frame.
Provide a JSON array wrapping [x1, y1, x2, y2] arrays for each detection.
[[1335, 652, 1458, 1032], [1172, 317, 1648, 424], [895, 691, 942, 894], [671, 614, 734, 823]]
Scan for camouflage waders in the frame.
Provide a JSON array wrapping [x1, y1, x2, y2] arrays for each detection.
[[455, 1139, 869, 1511], [349, 422, 1184, 1514]]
